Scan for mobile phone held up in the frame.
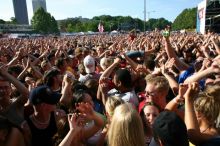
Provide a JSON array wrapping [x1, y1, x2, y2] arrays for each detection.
[[162, 30, 170, 37]]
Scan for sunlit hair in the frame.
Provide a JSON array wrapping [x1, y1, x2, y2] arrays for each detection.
[[194, 91, 220, 125], [105, 96, 124, 117], [107, 103, 145, 146], [146, 76, 169, 95], [204, 84, 220, 98], [204, 85, 220, 127]]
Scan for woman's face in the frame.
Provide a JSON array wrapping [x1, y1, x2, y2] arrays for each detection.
[[83, 93, 94, 108], [143, 105, 159, 127]]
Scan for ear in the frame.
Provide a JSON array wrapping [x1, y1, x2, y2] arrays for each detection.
[[117, 80, 122, 87], [196, 111, 203, 119]]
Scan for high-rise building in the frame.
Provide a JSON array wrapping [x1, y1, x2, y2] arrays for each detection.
[[12, 0, 29, 24], [32, 0, 47, 13]]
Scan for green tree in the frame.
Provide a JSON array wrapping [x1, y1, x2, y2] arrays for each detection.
[[172, 8, 197, 30], [50, 16, 59, 33], [57, 15, 171, 32], [66, 23, 74, 32], [0, 19, 5, 24], [145, 18, 172, 30], [10, 17, 17, 24], [31, 7, 59, 34]]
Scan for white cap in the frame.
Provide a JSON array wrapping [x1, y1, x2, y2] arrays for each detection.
[[83, 55, 95, 73]]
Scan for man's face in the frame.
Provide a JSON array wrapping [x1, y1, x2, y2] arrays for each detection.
[[113, 75, 120, 90], [0, 80, 11, 100], [97, 47, 104, 55], [145, 83, 166, 109], [54, 74, 62, 87]]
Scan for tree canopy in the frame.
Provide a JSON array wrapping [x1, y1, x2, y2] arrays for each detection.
[[31, 7, 59, 34], [146, 18, 172, 30], [172, 8, 197, 30], [0, 19, 5, 24], [58, 15, 172, 32]]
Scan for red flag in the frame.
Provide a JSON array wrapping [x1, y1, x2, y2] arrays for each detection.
[[98, 22, 104, 33]]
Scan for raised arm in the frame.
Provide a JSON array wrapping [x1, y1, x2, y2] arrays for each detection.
[[59, 114, 83, 146], [184, 82, 212, 145], [161, 58, 179, 95], [123, 53, 138, 70], [210, 36, 220, 55], [184, 61, 220, 84], [77, 103, 105, 140], [164, 37, 189, 72], [60, 74, 72, 106], [0, 63, 29, 105], [184, 83, 200, 141], [165, 84, 187, 119], [100, 57, 120, 78]]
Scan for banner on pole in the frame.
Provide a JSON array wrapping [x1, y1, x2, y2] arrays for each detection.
[[196, 0, 207, 34]]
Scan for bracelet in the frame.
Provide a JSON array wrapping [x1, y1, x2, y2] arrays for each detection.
[[173, 96, 184, 105]]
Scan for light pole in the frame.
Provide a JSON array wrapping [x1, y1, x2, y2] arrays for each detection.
[[109, 23, 113, 32], [146, 10, 155, 31], [144, 0, 146, 32]]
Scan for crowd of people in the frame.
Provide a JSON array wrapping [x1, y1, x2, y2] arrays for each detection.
[[0, 29, 220, 146]]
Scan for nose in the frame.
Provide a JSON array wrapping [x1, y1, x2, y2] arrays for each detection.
[[148, 114, 154, 123], [145, 93, 153, 102]]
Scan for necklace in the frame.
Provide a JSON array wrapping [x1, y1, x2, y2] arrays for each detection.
[[32, 114, 50, 125], [201, 126, 210, 133]]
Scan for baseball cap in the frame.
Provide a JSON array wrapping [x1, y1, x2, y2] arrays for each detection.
[[29, 85, 61, 105], [152, 111, 189, 146], [83, 55, 95, 74]]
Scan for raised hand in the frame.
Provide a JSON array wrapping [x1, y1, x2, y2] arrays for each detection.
[[76, 102, 95, 121], [184, 82, 200, 101], [210, 60, 220, 74], [68, 113, 82, 131], [114, 57, 121, 65]]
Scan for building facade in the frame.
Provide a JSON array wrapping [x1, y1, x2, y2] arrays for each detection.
[[32, 0, 47, 13], [12, 0, 29, 24]]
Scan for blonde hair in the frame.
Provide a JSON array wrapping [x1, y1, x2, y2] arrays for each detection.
[[107, 103, 145, 146], [194, 90, 220, 125], [100, 57, 113, 70], [105, 96, 124, 116], [146, 76, 169, 94]]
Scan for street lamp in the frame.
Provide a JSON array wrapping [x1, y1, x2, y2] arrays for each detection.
[[146, 10, 155, 31], [143, 0, 155, 31], [146, 11, 155, 21]]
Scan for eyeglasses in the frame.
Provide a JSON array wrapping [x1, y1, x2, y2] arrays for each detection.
[[144, 91, 157, 98]]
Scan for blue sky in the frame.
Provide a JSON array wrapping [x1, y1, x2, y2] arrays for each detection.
[[0, 0, 202, 22]]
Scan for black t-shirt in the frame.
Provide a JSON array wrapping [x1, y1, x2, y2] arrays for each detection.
[[26, 112, 57, 146]]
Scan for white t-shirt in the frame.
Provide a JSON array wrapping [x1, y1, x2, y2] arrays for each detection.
[[108, 89, 139, 107]]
